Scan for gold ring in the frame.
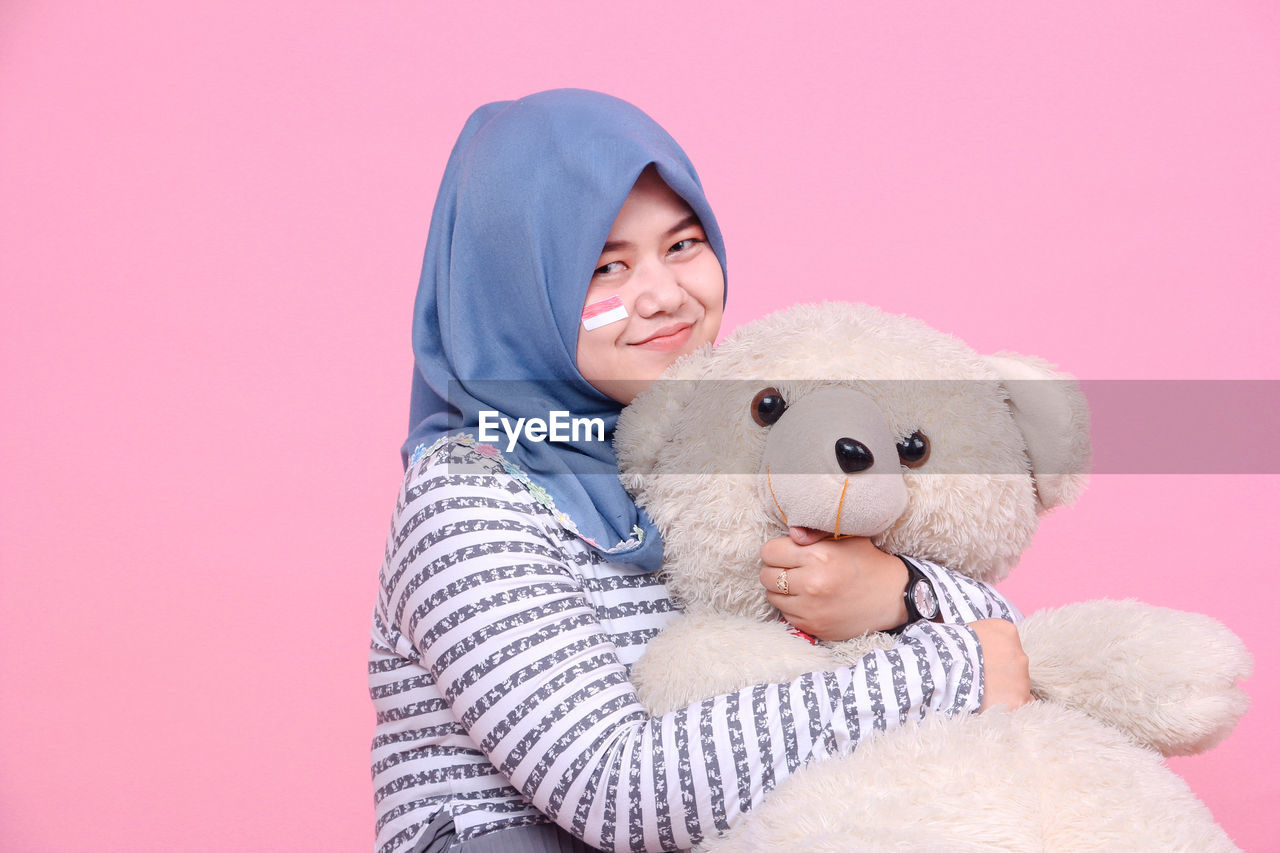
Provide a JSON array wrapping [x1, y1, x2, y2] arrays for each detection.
[[776, 570, 790, 595]]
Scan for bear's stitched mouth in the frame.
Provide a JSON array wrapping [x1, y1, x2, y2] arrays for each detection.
[[767, 466, 857, 543], [766, 467, 858, 542]]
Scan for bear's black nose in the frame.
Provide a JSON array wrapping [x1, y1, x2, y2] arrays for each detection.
[[835, 438, 875, 473]]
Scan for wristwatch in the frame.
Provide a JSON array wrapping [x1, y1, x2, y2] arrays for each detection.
[[886, 556, 943, 635]]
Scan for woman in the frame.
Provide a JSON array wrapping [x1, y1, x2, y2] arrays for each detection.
[[370, 89, 1028, 853]]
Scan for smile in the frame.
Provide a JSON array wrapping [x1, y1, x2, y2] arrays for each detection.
[[632, 322, 694, 351]]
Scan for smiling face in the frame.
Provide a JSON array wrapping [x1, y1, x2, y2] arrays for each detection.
[[575, 167, 725, 404]]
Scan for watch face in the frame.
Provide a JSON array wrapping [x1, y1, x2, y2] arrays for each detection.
[[912, 580, 939, 619]]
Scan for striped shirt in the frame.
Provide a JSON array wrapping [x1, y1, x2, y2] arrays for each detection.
[[369, 439, 1016, 853]]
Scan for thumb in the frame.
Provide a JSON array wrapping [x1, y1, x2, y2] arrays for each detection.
[[788, 526, 828, 545]]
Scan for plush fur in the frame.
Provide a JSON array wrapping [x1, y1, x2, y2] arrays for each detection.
[[616, 302, 1251, 852]]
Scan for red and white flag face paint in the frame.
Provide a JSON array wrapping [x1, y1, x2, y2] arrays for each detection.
[[580, 295, 628, 331]]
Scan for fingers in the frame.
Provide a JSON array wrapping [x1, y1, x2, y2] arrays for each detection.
[[971, 618, 1033, 713], [760, 535, 895, 642], [760, 536, 806, 569], [759, 534, 873, 603], [764, 590, 792, 611], [761, 533, 878, 570], [764, 569, 814, 631], [765, 589, 811, 628], [788, 526, 827, 545], [760, 562, 809, 598]]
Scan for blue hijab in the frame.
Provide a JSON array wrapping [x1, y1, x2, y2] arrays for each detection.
[[403, 89, 728, 572]]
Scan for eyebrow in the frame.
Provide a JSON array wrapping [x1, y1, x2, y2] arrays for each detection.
[[600, 214, 703, 254]]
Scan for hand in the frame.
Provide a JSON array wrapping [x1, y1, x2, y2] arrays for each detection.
[[760, 531, 910, 641], [970, 618, 1032, 712]]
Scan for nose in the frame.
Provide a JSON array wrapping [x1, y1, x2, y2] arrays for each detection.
[[835, 437, 875, 473], [632, 262, 685, 317]]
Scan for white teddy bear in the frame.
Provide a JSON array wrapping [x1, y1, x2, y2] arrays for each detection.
[[615, 302, 1251, 852]]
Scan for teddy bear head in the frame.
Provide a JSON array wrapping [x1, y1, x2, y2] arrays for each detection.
[[615, 303, 1089, 620]]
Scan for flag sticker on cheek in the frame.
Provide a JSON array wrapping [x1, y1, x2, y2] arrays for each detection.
[[581, 295, 629, 331]]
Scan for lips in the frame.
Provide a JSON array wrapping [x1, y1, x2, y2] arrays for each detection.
[[632, 321, 694, 350]]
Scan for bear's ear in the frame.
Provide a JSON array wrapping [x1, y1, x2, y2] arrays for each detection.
[[985, 353, 1091, 511], [614, 344, 713, 491]]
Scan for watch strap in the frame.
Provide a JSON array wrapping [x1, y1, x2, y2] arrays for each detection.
[[885, 556, 943, 635]]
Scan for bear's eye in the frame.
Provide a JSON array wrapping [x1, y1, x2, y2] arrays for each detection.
[[750, 387, 787, 427], [897, 431, 930, 468]]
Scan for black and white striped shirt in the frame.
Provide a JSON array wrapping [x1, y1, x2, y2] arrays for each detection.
[[369, 439, 1015, 853]]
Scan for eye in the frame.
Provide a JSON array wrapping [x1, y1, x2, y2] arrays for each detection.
[[750, 387, 787, 427], [593, 260, 625, 277], [668, 237, 703, 255], [896, 431, 930, 468]]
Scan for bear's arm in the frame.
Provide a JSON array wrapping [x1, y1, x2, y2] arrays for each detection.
[[1019, 599, 1252, 756]]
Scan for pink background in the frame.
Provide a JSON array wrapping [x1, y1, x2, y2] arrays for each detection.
[[2, 2, 1276, 850]]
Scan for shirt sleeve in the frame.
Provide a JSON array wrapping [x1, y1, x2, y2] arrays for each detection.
[[906, 556, 1023, 624], [388, 446, 984, 852]]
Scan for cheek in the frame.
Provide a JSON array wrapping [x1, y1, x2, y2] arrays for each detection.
[[575, 320, 625, 380], [574, 330, 598, 378], [692, 258, 726, 322]]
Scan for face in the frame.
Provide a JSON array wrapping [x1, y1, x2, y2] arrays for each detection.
[[575, 168, 725, 404]]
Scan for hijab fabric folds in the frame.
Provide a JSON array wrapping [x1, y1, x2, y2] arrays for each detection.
[[404, 89, 727, 572]]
